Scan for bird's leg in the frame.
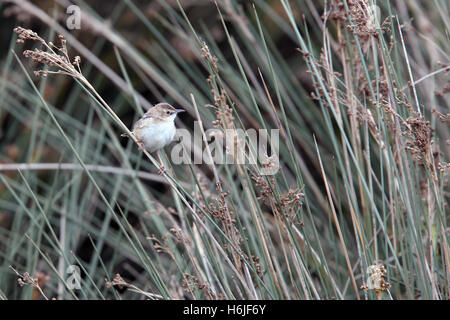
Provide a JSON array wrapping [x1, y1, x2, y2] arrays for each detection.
[[156, 150, 166, 175], [137, 140, 145, 151]]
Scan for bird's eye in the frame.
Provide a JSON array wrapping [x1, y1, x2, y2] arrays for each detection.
[[166, 111, 172, 115]]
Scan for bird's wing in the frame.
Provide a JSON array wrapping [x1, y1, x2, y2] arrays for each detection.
[[141, 112, 152, 120], [132, 114, 153, 132], [132, 119, 143, 132], [121, 113, 153, 137]]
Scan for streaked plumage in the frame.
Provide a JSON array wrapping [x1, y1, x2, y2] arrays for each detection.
[[133, 105, 176, 152], [121, 102, 185, 172], [124, 103, 184, 154]]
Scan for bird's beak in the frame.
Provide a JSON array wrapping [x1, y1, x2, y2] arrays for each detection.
[[175, 109, 185, 113]]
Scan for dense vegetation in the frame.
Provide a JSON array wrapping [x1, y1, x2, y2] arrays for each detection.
[[0, 0, 448, 299]]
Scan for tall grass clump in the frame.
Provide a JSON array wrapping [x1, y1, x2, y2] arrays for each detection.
[[0, 0, 448, 300]]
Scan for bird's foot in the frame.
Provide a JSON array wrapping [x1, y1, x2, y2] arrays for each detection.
[[137, 140, 145, 151], [157, 165, 167, 175]]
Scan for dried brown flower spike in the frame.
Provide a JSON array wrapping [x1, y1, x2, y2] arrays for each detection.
[[361, 264, 391, 299], [14, 26, 82, 78]]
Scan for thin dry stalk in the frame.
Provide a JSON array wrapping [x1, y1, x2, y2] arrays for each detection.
[[9, 266, 49, 300], [314, 137, 360, 299]]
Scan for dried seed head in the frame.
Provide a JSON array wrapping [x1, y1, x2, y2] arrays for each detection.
[[201, 41, 218, 73], [14, 27, 82, 79], [361, 264, 391, 297], [14, 27, 41, 42]]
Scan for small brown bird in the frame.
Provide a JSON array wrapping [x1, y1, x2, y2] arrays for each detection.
[[122, 103, 185, 172]]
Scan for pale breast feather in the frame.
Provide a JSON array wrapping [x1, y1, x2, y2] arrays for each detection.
[[135, 119, 176, 152]]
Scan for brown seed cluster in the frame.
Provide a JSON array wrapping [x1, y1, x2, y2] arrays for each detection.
[[361, 264, 391, 298], [251, 174, 276, 206], [404, 116, 434, 156], [207, 193, 235, 225], [105, 273, 127, 290], [328, 0, 392, 41], [202, 47, 234, 132], [328, 1, 347, 23], [280, 189, 305, 210], [169, 227, 192, 246], [14, 26, 82, 79], [182, 273, 217, 299], [252, 174, 304, 216], [207, 84, 235, 131], [10, 266, 49, 300], [105, 273, 162, 299], [241, 253, 264, 277], [14, 26, 42, 44], [17, 271, 38, 287], [201, 41, 219, 74], [432, 109, 450, 123]]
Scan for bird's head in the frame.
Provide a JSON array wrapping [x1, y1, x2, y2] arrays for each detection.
[[147, 103, 185, 122]]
